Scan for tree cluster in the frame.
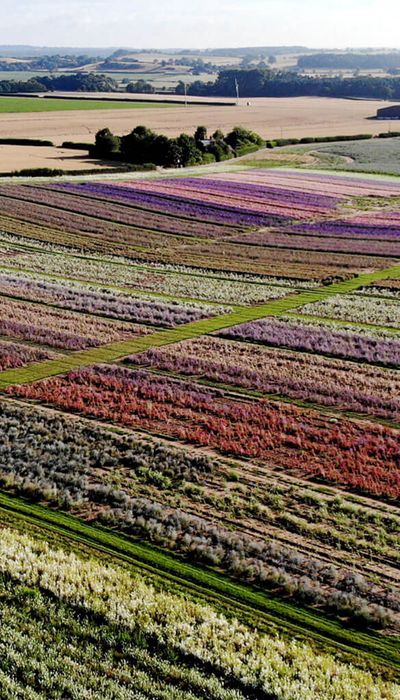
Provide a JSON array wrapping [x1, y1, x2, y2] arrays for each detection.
[[92, 124, 264, 166]]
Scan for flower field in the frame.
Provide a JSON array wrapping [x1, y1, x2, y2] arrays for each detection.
[[9, 364, 400, 500], [0, 341, 57, 370], [130, 336, 400, 420], [0, 241, 298, 305], [1, 167, 400, 694], [0, 270, 228, 327], [0, 525, 397, 700]]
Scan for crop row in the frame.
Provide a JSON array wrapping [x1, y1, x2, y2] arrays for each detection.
[[0, 271, 228, 327], [225, 169, 400, 197], [130, 336, 400, 421], [2, 526, 398, 700], [0, 340, 57, 370], [153, 176, 341, 208], [0, 195, 188, 250], [290, 218, 400, 240], [103, 178, 335, 219], [8, 365, 400, 500], [1, 400, 399, 630], [299, 294, 400, 329], [221, 315, 400, 366], [0, 577, 246, 700], [58, 180, 301, 226], [0, 297, 149, 350], [0, 247, 295, 306], [1, 184, 238, 240], [233, 229, 400, 256], [0, 217, 382, 280]]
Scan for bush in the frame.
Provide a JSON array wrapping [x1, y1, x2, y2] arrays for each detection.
[[0, 138, 54, 146], [61, 141, 93, 150]]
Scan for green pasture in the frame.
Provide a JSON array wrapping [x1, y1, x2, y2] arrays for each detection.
[[0, 96, 179, 113]]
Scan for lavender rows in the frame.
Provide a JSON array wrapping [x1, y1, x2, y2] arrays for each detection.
[[158, 176, 341, 209], [3, 185, 237, 240], [0, 297, 150, 350], [233, 230, 400, 256], [57, 181, 295, 227], [220, 315, 400, 367], [0, 340, 58, 371], [108, 177, 338, 216], [289, 219, 400, 240], [228, 170, 400, 198], [0, 271, 228, 327], [130, 336, 400, 421]]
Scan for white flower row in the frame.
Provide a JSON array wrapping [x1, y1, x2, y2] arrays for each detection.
[[0, 527, 398, 700], [299, 294, 400, 329]]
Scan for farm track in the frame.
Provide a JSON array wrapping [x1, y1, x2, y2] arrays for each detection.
[[0, 489, 399, 677], [1, 261, 400, 388]]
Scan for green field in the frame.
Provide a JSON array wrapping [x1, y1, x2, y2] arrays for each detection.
[[0, 96, 179, 113]]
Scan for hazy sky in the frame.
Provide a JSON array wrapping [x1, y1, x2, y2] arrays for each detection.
[[2, 0, 399, 49]]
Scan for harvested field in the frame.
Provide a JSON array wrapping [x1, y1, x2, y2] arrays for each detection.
[[0, 96, 396, 144]]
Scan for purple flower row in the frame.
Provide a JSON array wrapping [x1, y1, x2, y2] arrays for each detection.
[[155, 176, 341, 209], [0, 272, 225, 328], [289, 220, 400, 239], [58, 182, 291, 228], [0, 185, 234, 240], [219, 316, 400, 367], [233, 231, 400, 256]]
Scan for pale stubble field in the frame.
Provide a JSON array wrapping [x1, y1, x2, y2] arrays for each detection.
[[0, 96, 397, 146]]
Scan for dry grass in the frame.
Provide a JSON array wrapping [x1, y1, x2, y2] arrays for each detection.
[[0, 95, 395, 145]]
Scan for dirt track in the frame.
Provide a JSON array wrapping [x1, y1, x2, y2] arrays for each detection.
[[0, 96, 397, 145]]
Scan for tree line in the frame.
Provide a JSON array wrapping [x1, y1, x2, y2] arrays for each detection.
[[0, 73, 118, 94], [176, 68, 400, 100], [297, 53, 400, 71]]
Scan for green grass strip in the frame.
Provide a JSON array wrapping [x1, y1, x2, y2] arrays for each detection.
[[0, 490, 398, 674], [0, 97, 178, 114]]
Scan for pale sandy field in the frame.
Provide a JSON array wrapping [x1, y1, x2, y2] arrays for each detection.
[[0, 145, 111, 173], [0, 96, 397, 149]]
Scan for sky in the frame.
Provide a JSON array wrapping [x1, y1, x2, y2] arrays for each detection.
[[1, 0, 399, 49]]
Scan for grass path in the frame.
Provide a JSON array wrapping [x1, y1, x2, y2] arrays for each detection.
[[0, 491, 398, 675], [1, 263, 400, 388]]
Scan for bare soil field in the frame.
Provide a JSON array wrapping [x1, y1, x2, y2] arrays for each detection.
[[0, 96, 396, 145], [0, 145, 111, 173]]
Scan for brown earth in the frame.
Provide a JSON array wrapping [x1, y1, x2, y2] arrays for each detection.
[[0, 96, 397, 145]]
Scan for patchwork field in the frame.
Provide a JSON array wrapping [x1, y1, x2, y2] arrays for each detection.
[[1, 165, 400, 698]]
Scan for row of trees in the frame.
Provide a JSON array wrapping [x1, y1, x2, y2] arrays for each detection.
[[0, 73, 118, 94], [177, 68, 400, 100], [297, 52, 400, 71], [92, 125, 264, 167]]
